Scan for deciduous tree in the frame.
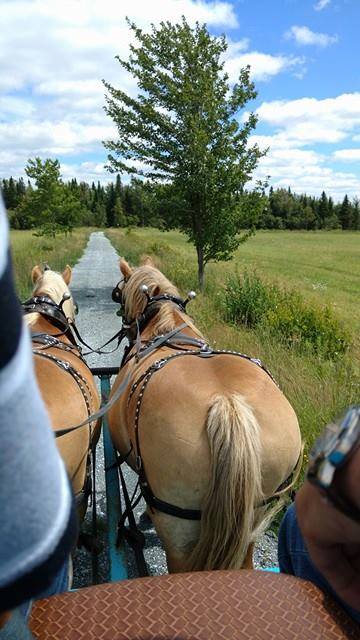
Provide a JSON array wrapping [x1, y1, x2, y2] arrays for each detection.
[[103, 18, 264, 288]]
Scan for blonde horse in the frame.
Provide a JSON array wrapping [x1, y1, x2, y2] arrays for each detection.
[[109, 257, 302, 573], [24, 264, 100, 521]]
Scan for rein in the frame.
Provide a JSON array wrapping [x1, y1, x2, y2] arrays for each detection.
[[23, 294, 130, 438], [23, 293, 125, 356]]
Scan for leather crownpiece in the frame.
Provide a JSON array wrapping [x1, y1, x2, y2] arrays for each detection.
[[29, 570, 359, 639]]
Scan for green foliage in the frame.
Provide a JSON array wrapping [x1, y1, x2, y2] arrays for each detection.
[[222, 270, 350, 359], [103, 18, 265, 288], [14, 157, 84, 235], [223, 270, 275, 328]]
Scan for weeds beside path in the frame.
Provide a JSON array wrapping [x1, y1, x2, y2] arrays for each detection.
[[10, 228, 92, 299]]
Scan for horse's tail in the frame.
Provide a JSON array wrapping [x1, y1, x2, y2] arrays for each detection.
[[188, 393, 266, 571]]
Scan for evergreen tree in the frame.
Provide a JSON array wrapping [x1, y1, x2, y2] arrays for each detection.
[[113, 196, 127, 227], [317, 191, 329, 228], [338, 194, 352, 230], [6, 177, 18, 209], [106, 183, 117, 226], [352, 197, 360, 230]]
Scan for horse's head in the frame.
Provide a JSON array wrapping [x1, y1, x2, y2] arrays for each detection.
[[31, 263, 77, 322], [113, 256, 180, 324]]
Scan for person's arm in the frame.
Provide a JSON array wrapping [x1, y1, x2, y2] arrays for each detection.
[[0, 197, 77, 613], [296, 447, 360, 611]]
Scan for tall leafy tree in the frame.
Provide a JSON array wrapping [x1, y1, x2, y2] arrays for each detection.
[[18, 158, 82, 235], [103, 18, 264, 288]]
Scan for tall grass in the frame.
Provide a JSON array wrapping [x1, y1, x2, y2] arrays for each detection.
[[9, 229, 92, 299], [106, 228, 360, 461]]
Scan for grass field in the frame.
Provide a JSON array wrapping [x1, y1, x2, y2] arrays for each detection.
[[9, 229, 92, 299], [106, 227, 360, 462]]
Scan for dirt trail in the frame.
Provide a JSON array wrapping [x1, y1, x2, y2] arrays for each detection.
[[70, 232, 167, 587]]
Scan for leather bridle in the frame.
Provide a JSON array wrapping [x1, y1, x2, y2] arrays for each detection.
[[22, 294, 79, 346]]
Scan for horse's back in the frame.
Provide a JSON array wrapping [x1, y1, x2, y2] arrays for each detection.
[[33, 351, 100, 497]]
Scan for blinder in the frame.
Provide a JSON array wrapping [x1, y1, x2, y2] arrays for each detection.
[[112, 281, 123, 304]]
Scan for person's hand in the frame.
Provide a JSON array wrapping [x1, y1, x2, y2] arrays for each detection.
[[296, 449, 360, 611]]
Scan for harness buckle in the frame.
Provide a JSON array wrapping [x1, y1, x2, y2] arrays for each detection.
[[153, 359, 166, 370]]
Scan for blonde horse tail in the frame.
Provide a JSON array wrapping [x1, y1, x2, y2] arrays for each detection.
[[188, 393, 265, 571]]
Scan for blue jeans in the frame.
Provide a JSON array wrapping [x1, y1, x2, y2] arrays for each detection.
[[0, 557, 71, 639], [278, 503, 360, 624]]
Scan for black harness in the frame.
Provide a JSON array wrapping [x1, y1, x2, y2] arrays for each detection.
[[114, 286, 288, 521], [22, 294, 79, 347]]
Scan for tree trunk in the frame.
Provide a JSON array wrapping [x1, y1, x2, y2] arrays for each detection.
[[196, 245, 205, 291]]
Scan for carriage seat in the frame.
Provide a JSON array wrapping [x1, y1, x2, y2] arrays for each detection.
[[29, 569, 358, 639]]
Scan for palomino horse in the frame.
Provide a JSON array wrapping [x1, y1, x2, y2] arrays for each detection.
[[24, 264, 100, 521], [109, 257, 302, 573]]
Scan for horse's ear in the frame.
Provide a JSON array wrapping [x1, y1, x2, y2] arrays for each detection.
[[31, 265, 42, 284], [141, 256, 154, 267], [62, 265, 72, 285], [119, 259, 133, 279]]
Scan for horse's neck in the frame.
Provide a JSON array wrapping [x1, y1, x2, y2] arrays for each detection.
[[142, 308, 203, 342], [26, 314, 67, 339]]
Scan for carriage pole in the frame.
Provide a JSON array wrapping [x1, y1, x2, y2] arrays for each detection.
[[95, 370, 128, 582]]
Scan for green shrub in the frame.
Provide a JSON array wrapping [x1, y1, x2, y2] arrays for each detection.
[[146, 241, 177, 259], [223, 270, 278, 327], [222, 270, 350, 360]]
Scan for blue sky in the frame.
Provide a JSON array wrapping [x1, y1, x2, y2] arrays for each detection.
[[0, 0, 359, 200]]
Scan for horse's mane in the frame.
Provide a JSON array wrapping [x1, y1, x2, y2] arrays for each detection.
[[124, 265, 204, 339]]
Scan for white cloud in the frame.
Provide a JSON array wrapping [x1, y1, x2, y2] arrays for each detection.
[[249, 93, 360, 200], [254, 148, 359, 201], [0, 97, 35, 119], [285, 25, 338, 47], [0, 0, 239, 181], [225, 50, 304, 82], [314, 0, 331, 10], [61, 161, 112, 184], [255, 93, 360, 145], [224, 39, 305, 83], [333, 149, 360, 161]]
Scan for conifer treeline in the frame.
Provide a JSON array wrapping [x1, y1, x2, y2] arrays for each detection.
[[1, 175, 359, 231], [261, 187, 360, 230], [1, 174, 163, 230]]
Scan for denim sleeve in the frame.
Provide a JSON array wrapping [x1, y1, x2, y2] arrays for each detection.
[[0, 197, 77, 612]]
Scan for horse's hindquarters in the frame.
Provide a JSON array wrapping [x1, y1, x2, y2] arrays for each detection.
[[109, 352, 302, 571]]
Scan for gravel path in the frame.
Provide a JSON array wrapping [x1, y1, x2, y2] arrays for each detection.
[[70, 231, 278, 588]]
